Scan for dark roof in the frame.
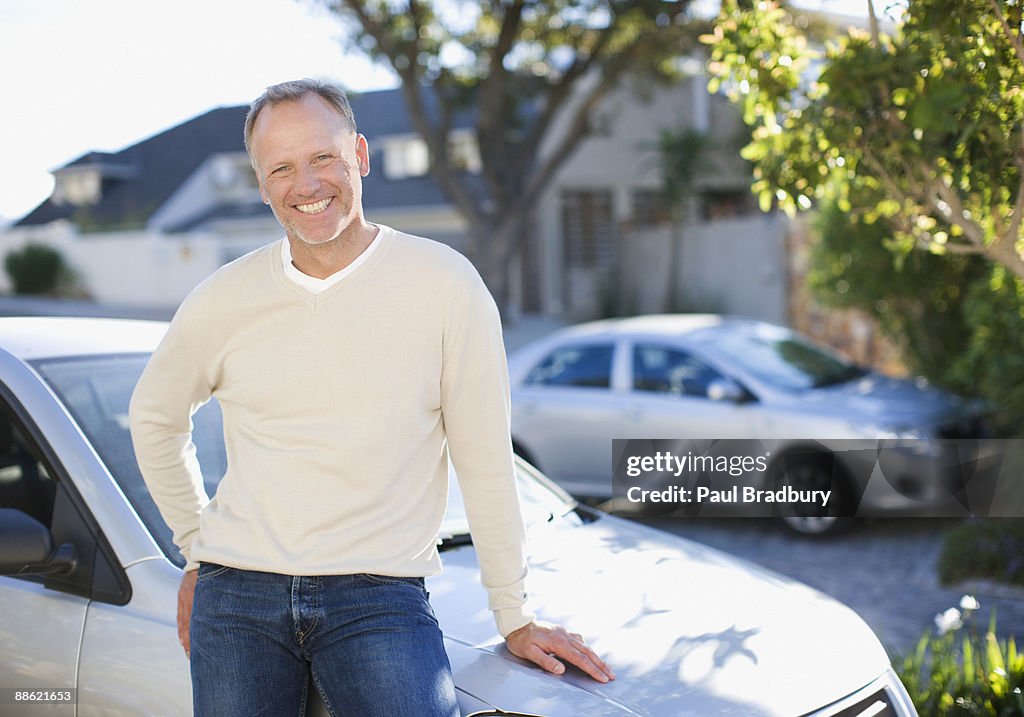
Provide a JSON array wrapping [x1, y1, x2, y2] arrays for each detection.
[[16, 88, 480, 230], [17, 106, 249, 229], [163, 201, 274, 233]]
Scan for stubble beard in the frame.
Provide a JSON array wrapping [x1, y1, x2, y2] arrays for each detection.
[[274, 204, 345, 248]]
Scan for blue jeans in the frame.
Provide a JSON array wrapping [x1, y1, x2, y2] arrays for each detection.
[[190, 564, 459, 717]]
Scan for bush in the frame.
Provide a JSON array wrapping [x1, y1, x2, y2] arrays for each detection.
[[939, 521, 1024, 589], [810, 197, 1024, 437], [896, 597, 1024, 716], [948, 270, 1024, 437], [4, 244, 69, 295]]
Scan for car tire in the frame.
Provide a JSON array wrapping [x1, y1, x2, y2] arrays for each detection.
[[773, 453, 852, 537]]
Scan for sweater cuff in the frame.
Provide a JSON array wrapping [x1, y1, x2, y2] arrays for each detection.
[[495, 606, 536, 638]]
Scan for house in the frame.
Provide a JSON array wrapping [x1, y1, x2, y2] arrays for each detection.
[[5, 82, 781, 323]]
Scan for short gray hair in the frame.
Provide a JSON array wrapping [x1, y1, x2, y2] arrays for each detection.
[[244, 79, 357, 159]]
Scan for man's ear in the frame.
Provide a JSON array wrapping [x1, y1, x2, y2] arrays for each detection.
[[355, 134, 370, 177], [257, 176, 270, 205]]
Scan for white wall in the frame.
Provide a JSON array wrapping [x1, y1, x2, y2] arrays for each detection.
[[1, 206, 469, 309], [534, 74, 753, 317], [1, 223, 235, 307], [616, 214, 789, 324]]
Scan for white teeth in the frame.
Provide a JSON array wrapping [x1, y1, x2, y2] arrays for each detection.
[[295, 198, 332, 214]]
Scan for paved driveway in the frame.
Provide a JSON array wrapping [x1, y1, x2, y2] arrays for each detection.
[[635, 516, 1024, 658]]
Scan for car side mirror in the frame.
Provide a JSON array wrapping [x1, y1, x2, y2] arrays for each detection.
[[0, 508, 77, 576], [707, 378, 746, 403]]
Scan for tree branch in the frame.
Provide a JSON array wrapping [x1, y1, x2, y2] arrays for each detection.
[[339, 1, 485, 229], [514, 21, 619, 185], [513, 38, 647, 218], [476, 1, 526, 203], [925, 168, 987, 246], [859, 150, 984, 255], [988, 0, 1024, 67]]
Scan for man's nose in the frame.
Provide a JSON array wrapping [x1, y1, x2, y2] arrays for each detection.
[[294, 165, 321, 195]]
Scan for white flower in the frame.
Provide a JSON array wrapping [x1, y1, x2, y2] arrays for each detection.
[[959, 595, 980, 611], [935, 608, 963, 635]]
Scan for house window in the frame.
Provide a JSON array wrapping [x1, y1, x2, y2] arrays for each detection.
[[53, 170, 102, 206], [382, 137, 430, 180], [448, 132, 481, 174], [561, 189, 616, 269], [700, 189, 754, 221], [631, 189, 672, 227]]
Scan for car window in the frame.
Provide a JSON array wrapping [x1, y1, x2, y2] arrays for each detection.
[[524, 344, 614, 389], [633, 345, 724, 399], [710, 326, 864, 390], [33, 355, 226, 569], [0, 407, 56, 528]]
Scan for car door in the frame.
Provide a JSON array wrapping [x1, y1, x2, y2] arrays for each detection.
[[622, 342, 756, 439], [0, 393, 92, 715], [511, 341, 627, 496]]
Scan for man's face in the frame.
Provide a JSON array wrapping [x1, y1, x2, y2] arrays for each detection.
[[249, 94, 370, 247]]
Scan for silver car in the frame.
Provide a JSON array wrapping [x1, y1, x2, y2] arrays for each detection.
[[0, 317, 917, 715], [509, 315, 989, 534]]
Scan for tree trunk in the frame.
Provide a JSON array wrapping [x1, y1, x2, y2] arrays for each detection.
[[468, 211, 530, 321], [665, 205, 684, 312]]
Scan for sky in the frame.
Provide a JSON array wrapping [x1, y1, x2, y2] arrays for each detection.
[[0, 0, 885, 225], [0, 0, 397, 223]]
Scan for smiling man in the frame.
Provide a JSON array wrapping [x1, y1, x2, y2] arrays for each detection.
[[128, 79, 613, 716]]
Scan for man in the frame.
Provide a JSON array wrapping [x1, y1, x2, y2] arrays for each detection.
[[129, 79, 613, 716]]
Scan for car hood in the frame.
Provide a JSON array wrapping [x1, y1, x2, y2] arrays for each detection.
[[797, 372, 967, 425], [429, 515, 890, 717]]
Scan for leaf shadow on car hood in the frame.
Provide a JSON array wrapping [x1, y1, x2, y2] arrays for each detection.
[[429, 515, 890, 717]]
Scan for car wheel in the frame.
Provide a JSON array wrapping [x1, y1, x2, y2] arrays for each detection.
[[773, 453, 851, 537]]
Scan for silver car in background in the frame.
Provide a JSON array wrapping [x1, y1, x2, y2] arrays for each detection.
[[0, 317, 918, 715], [509, 315, 989, 533]]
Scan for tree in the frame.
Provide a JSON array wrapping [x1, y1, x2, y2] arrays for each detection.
[[318, 0, 702, 312], [656, 127, 711, 311], [809, 191, 988, 391], [703, 0, 1024, 280], [705, 0, 1024, 435]]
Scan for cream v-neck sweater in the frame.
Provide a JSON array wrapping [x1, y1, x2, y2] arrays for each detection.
[[129, 226, 533, 636]]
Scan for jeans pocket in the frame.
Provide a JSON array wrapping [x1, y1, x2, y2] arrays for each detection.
[[356, 573, 425, 590], [196, 563, 232, 582]]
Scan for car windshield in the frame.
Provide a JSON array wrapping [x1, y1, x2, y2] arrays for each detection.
[[709, 325, 866, 391], [32, 353, 575, 568]]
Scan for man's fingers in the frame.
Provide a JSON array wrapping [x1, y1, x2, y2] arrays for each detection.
[[505, 621, 616, 684], [559, 640, 615, 683], [524, 644, 566, 676], [534, 633, 614, 683], [177, 570, 198, 659]]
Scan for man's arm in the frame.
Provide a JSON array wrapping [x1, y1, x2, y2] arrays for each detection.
[[128, 309, 215, 656], [438, 261, 614, 683], [128, 313, 215, 571]]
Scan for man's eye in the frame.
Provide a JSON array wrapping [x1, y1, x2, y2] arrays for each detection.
[[316, 155, 333, 162], [271, 166, 288, 175]]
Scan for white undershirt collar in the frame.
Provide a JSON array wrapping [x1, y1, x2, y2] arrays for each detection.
[[280, 227, 382, 294]]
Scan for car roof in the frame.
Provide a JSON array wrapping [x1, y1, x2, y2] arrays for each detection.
[[0, 317, 168, 360], [549, 314, 765, 342]]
